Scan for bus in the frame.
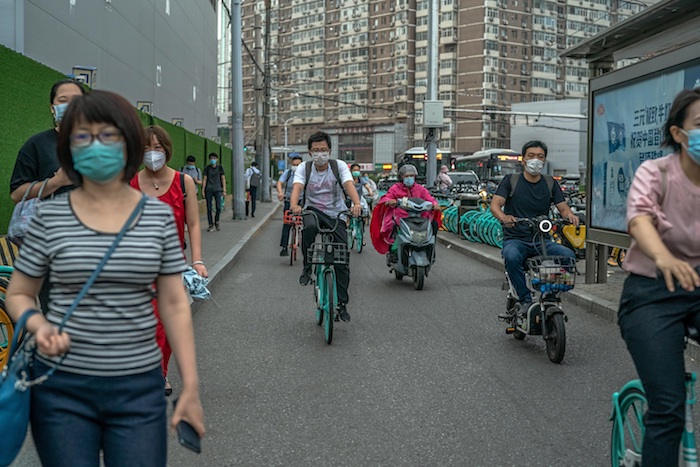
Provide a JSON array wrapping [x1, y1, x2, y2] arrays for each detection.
[[395, 147, 452, 184], [453, 149, 522, 182]]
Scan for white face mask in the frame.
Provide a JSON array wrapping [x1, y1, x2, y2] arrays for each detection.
[[525, 158, 544, 175], [290, 165, 298, 172], [312, 152, 330, 167], [144, 150, 166, 172]]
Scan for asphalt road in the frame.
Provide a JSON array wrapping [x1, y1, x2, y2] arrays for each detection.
[[165, 212, 700, 467], [13, 210, 700, 466]]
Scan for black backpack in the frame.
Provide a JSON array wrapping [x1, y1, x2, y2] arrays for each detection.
[[508, 173, 554, 200]]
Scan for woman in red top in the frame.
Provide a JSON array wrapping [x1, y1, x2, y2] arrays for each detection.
[[131, 125, 207, 395]]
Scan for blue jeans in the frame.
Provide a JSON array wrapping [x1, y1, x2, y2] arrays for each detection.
[[618, 273, 700, 467], [30, 361, 167, 467], [501, 238, 576, 303], [205, 189, 222, 226]]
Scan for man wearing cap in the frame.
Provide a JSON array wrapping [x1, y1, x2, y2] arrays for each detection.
[[277, 155, 303, 256]]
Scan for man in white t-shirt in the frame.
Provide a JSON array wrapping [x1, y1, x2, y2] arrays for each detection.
[[290, 131, 362, 322]]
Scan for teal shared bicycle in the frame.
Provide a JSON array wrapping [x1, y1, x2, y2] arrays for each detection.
[[611, 333, 699, 466], [304, 210, 350, 345], [346, 207, 368, 254]]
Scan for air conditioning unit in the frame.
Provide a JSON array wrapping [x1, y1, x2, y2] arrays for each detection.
[[395, 95, 400, 100], [372, 83, 376, 88], [503, 20, 508, 25], [524, 55, 529, 60], [500, 84, 506, 89], [363, 113, 368, 118], [491, 66, 496, 71], [523, 39, 529, 44], [501, 68, 507, 73], [566, 91, 571, 95], [503, 52, 508, 57], [522, 22, 527, 28], [488, 17, 494, 22]]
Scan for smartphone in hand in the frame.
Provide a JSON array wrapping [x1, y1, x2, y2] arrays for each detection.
[[176, 420, 201, 454], [173, 398, 201, 454]]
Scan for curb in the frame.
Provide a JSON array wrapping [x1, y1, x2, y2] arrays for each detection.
[[190, 202, 281, 311]]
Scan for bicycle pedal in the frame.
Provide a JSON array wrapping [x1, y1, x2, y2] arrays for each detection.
[[505, 327, 515, 334]]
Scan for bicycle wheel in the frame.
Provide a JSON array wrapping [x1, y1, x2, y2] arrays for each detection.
[[324, 270, 335, 344], [610, 386, 646, 467], [545, 310, 566, 363], [347, 220, 355, 249], [0, 299, 14, 370], [288, 227, 296, 267], [314, 268, 323, 326], [356, 221, 363, 254]]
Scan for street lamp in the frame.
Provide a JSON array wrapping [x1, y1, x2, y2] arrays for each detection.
[[284, 117, 296, 170]]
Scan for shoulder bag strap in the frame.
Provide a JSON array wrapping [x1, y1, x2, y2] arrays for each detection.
[[16, 181, 40, 216]]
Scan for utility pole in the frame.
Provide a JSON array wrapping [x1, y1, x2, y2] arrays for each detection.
[[231, 0, 245, 220], [424, 0, 442, 188], [254, 13, 263, 203], [261, 0, 272, 202]]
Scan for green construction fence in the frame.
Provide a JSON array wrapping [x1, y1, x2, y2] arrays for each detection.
[[0, 45, 231, 234]]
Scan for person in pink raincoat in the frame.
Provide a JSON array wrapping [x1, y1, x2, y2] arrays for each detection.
[[370, 164, 441, 261]]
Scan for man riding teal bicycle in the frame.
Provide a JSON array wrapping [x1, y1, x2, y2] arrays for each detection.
[[289, 131, 362, 322]]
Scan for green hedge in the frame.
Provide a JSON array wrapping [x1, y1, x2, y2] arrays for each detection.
[[0, 45, 225, 233]]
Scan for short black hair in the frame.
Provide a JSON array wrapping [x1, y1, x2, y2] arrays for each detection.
[[209, 152, 218, 159], [186, 155, 196, 162], [291, 154, 303, 161], [307, 131, 331, 150], [663, 89, 700, 152], [251, 161, 258, 167], [57, 90, 144, 185], [521, 140, 548, 158], [50, 79, 84, 103], [350, 163, 360, 170]]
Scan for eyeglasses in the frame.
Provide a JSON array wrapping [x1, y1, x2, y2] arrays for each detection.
[[309, 148, 330, 154], [69, 129, 122, 148]]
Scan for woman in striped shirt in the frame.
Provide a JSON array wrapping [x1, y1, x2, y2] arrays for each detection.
[[6, 90, 204, 466]]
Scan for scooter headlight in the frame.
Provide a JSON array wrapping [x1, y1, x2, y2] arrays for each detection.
[[410, 229, 428, 243]]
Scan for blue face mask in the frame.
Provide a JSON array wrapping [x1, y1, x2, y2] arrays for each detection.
[[403, 176, 415, 187], [681, 128, 700, 166], [53, 103, 69, 123], [210, 159, 217, 166], [71, 141, 125, 183]]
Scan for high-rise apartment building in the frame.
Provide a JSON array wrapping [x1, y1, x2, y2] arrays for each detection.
[[217, 0, 657, 161]]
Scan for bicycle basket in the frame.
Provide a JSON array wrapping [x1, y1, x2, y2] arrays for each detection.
[[283, 210, 303, 226], [527, 256, 576, 292], [308, 242, 349, 265]]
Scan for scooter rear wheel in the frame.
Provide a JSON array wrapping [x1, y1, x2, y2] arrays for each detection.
[[394, 270, 404, 280]]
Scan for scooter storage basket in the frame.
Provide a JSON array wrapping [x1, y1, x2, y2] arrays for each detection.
[[308, 242, 349, 266], [527, 256, 576, 292]]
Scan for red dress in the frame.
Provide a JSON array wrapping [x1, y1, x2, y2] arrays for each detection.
[[130, 171, 187, 377]]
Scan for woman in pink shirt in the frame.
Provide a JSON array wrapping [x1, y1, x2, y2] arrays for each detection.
[[618, 89, 700, 466]]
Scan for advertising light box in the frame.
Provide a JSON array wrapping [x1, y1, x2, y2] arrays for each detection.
[[590, 59, 700, 233]]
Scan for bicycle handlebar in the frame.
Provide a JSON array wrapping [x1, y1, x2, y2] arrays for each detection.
[[300, 209, 354, 234]]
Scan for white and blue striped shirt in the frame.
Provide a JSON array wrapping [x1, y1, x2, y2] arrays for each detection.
[[15, 195, 187, 377]]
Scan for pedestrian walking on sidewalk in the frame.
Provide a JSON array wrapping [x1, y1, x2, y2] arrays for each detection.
[[277, 155, 303, 256], [202, 153, 226, 231], [5, 90, 204, 466], [245, 161, 262, 217], [180, 155, 203, 196], [130, 125, 209, 395], [617, 88, 700, 466], [289, 131, 362, 322], [9, 78, 85, 313]]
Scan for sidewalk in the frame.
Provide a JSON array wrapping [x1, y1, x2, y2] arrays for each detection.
[[436, 232, 626, 323], [188, 197, 281, 309]]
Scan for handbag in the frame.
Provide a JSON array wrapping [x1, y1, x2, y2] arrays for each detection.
[[7, 179, 50, 247], [0, 194, 147, 467]]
